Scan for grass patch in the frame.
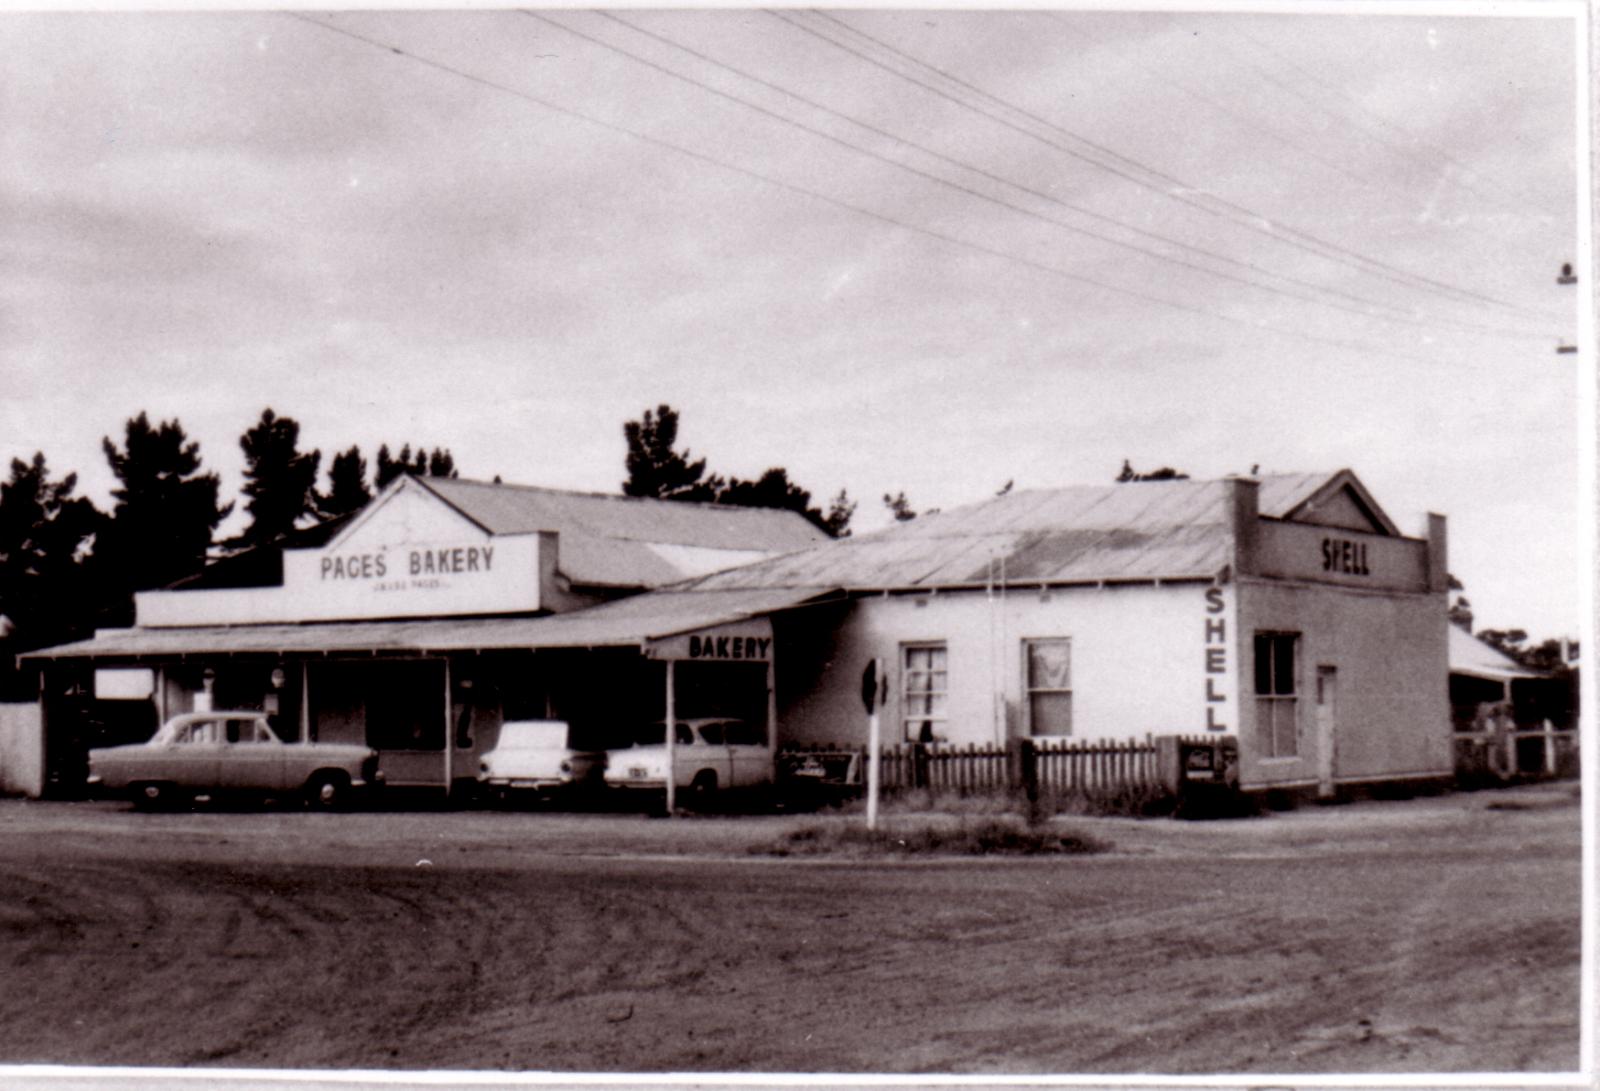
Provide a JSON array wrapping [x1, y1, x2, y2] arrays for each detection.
[[757, 815, 1110, 857], [1050, 781, 1180, 819]]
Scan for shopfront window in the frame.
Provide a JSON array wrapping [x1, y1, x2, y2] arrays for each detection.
[[902, 643, 948, 743], [1253, 633, 1299, 758], [1024, 638, 1072, 737], [361, 660, 446, 750]]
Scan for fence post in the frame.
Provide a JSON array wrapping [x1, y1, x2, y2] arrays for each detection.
[[1543, 720, 1557, 776], [1018, 737, 1038, 807]]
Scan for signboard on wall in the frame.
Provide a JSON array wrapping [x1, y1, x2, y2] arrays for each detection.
[[282, 535, 542, 619], [137, 534, 543, 627], [1255, 521, 1430, 592], [645, 618, 774, 661], [135, 479, 546, 627]]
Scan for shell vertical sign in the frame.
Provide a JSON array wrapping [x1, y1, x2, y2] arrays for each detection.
[[1203, 586, 1230, 732]]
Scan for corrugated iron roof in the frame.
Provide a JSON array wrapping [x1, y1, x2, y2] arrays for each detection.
[[420, 477, 829, 552], [23, 587, 840, 661], [1449, 626, 1545, 682], [683, 474, 1343, 592], [1254, 473, 1335, 519]]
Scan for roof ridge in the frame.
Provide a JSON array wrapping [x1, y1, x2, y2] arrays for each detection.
[[428, 475, 823, 519]]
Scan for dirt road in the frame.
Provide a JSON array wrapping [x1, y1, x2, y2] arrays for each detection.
[[0, 784, 1582, 1078]]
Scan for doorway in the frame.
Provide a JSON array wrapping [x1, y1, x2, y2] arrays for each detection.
[[1315, 665, 1338, 798]]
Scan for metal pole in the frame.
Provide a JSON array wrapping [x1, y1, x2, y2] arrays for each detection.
[[664, 659, 677, 815], [442, 659, 453, 799], [867, 656, 882, 831], [298, 661, 310, 743]]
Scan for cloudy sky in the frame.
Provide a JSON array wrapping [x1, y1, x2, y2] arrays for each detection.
[[0, 5, 1587, 638]]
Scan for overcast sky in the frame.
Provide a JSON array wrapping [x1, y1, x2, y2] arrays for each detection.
[[0, 6, 1587, 639]]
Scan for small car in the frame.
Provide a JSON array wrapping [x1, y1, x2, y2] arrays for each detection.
[[87, 710, 381, 809], [476, 719, 605, 797], [602, 717, 774, 800]]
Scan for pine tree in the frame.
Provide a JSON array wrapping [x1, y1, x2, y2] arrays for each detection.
[[318, 446, 372, 519], [234, 409, 321, 549], [621, 405, 721, 502], [0, 453, 103, 661], [95, 413, 231, 606]]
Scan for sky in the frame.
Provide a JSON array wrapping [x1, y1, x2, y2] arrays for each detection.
[[0, 4, 1588, 640]]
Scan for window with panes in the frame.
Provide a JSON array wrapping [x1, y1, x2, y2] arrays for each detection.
[[1024, 638, 1072, 737], [1253, 632, 1299, 758], [901, 643, 947, 743]]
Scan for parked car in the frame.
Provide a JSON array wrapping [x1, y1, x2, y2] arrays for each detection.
[[602, 717, 773, 800], [476, 719, 605, 798], [87, 710, 381, 809]]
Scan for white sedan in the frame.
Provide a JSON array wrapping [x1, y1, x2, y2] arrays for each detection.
[[477, 719, 605, 796], [602, 718, 773, 799]]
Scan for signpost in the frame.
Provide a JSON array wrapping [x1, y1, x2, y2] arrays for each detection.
[[664, 659, 677, 815], [861, 658, 887, 830]]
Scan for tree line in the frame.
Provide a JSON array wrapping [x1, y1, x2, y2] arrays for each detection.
[[0, 403, 874, 695], [3, 405, 1574, 698], [0, 409, 461, 696]]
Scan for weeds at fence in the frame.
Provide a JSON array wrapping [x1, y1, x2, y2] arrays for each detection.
[[1048, 781, 1179, 819], [757, 815, 1110, 857]]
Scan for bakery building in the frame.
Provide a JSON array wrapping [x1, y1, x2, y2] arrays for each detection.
[[15, 468, 1453, 799], [18, 475, 829, 795]]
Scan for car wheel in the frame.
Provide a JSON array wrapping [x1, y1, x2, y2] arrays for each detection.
[[305, 771, 350, 810], [688, 770, 718, 809]]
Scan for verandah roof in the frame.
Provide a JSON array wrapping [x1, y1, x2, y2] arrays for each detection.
[[21, 587, 840, 662]]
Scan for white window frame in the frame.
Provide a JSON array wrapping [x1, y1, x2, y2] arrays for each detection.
[[900, 642, 948, 743], [1022, 637, 1073, 738], [1254, 632, 1300, 759]]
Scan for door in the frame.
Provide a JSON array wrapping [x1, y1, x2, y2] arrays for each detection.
[[1315, 666, 1338, 798], [724, 718, 774, 788], [215, 717, 287, 793]]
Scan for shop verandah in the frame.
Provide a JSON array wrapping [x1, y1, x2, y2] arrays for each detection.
[[21, 588, 829, 799]]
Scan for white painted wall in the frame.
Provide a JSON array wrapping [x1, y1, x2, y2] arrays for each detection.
[[0, 702, 44, 797], [777, 582, 1237, 747], [136, 477, 548, 629], [332, 478, 489, 550], [1234, 579, 1450, 789]]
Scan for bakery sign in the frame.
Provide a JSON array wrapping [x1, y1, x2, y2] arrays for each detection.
[[646, 618, 774, 662], [279, 534, 542, 620], [318, 543, 498, 589]]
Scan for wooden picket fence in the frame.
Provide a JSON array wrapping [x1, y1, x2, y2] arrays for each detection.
[[779, 734, 1202, 799], [1453, 723, 1580, 783]]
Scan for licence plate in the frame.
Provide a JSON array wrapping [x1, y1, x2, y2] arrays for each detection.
[[628, 767, 649, 779]]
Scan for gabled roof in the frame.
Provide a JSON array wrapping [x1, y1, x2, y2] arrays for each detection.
[[415, 477, 827, 551], [407, 477, 831, 589], [1255, 468, 1401, 536], [682, 471, 1386, 593]]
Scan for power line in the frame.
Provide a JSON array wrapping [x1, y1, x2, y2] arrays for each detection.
[[790, 10, 1560, 325], [575, 10, 1544, 344], [1043, 14, 1392, 202], [285, 14, 1465, 367], [1225, 22, 1537, 210]]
